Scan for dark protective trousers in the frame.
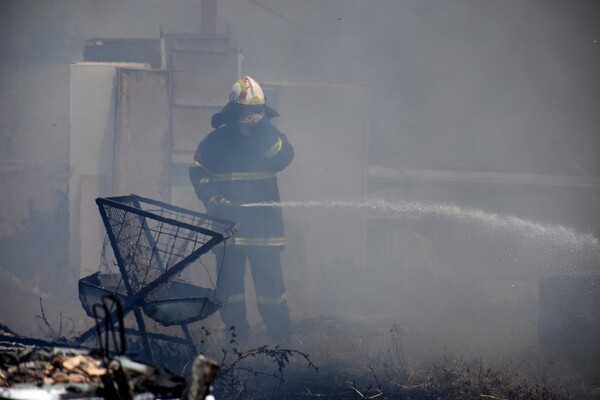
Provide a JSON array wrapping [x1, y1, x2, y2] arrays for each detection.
[[214, 245, 291, 343]]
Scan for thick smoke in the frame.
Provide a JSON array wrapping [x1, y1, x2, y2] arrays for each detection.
[[0, 0, 599, 387]]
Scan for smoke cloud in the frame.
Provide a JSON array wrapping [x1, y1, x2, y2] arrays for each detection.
[[1, 0, 599, 387]]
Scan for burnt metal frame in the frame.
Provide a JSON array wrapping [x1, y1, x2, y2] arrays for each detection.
[[75, 194, 237, 364]]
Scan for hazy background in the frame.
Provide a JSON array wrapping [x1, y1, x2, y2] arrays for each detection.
[[0, 0, 599, 382]]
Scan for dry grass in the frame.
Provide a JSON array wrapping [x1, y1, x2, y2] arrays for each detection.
[[188, 316, 598, 400]]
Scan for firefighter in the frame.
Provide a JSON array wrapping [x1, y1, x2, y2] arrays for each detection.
[[189, 76, 293, 345]]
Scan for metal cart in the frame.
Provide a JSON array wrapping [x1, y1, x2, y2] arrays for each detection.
[[76, 195, 237, 365]]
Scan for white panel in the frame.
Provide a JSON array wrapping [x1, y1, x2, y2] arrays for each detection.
[[68, 62, 148, 276], [113, 68, 170, 201]]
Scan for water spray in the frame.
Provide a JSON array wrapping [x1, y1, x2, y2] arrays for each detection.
[[243, 198, 600, 251]]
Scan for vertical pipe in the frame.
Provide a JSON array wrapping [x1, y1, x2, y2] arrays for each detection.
[[201, 0, 218, 34], [237, 49, 244, 78]]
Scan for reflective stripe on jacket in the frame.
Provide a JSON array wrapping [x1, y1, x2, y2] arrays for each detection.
[[190, 117, 293, 247]]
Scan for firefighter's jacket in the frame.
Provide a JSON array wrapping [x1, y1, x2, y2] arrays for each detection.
[[189, 116, 293, 248]]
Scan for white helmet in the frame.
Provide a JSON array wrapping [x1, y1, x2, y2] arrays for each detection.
[[229, 76, 266, 105]]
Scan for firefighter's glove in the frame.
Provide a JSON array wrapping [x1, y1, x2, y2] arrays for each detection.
[[207, 195, 237, 213]]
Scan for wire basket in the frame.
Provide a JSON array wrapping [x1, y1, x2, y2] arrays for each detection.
[[79, 194, 237, 326]]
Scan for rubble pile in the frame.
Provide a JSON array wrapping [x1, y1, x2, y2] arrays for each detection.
[[0, 346, 103, 387], [0, 341, 189, 399]]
